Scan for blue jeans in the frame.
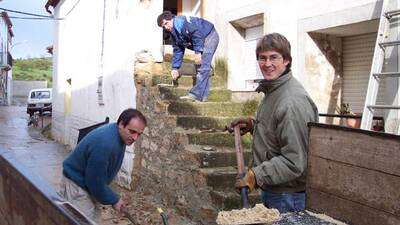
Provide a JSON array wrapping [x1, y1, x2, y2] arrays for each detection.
[[261, 190, 306, 213], [189, 29, 219, 101]]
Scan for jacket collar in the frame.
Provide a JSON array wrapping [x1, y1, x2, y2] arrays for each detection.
[[255, 69, 292, 94], [173, 16, 185, 35]]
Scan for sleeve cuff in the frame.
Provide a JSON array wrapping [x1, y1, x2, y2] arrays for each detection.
[[252, 165, 267, 188]]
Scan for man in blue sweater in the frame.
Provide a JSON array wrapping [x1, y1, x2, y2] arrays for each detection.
[[58, 108, 146, 223], [157, 11, 219, 102]]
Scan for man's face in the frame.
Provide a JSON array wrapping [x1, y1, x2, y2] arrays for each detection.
[[118, 118, 146, 146], [161, 19, 173, 32], [258, 50, 290, 81]]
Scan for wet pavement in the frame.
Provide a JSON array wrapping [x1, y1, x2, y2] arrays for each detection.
[[0, 105, 69, 187], [0, 105, 133, 225]]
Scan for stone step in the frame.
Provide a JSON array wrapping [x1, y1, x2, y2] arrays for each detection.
[[210, 190, 262, 211], [167, 101, 257, 117], [178, 62, 198, 76], [158, 85, 232, 102], [152, 74, 227, 88], [199, 166, 238, 191], [187, 131, 252, 148], [186, 145, 252, 168], [177, 116, 234, 130]]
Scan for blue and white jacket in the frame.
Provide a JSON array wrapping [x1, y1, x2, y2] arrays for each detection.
[[170, 16, 214, 69]]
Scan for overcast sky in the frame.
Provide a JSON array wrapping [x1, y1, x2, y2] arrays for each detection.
[[1, 0, 53, 59]]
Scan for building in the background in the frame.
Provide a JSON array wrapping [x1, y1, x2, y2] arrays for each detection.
[[0, 11, 13, 106], [47, 0, 400, 141], [46, 0, 399, 187]]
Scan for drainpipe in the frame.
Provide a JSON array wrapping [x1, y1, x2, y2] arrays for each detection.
[[97, 0, 106, 106]]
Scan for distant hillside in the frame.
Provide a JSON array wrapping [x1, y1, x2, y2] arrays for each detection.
[[13, 57, 52, 87]]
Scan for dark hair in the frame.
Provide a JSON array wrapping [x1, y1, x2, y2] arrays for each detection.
[[256, 33, 292, 69], [157, 11, 175, 27], [117, 108, 147, 127]]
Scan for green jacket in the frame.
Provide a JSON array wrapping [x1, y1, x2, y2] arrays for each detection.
[[252, 71, 318, 193]]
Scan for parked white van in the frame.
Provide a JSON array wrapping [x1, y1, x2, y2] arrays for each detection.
[[27, 88, 52, 116]]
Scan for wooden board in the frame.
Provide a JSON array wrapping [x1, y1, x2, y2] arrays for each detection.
[[307, 188, 400, 225], [308, 156, 400, 215], [306, 124, 400, 225], [308, 127, 400, 176]]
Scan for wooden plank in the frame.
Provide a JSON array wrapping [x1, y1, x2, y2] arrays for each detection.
[[309, 126, 400, 176], [307, 125, 400, 225], [307, 188, 400, 225], [308, 156, 400, 215]]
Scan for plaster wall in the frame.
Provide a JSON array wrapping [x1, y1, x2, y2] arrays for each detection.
[[51, 0, 164, 188], [202, 0, 383, 116], [52, 0, 163, 147]]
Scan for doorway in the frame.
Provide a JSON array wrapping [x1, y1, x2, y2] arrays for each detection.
[[162, 0, 182, 45]]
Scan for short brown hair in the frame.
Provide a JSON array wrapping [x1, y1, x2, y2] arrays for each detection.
[[117, 108, 147, 127], [256, 33, 292, 69], [157, 11, 175, 27]]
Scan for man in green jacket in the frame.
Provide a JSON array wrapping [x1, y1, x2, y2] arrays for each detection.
[[228, 33, 318, 213]]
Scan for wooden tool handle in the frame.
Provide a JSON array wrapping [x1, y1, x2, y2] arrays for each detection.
[[234, 126, 245, 174], [234, 125, 250, 208]]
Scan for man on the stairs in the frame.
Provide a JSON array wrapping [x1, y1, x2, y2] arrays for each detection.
[[157, 11, 219, 102], [227, 33, 319, 213]]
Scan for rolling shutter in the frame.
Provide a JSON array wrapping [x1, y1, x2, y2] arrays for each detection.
[[342, 32, 385, 114]]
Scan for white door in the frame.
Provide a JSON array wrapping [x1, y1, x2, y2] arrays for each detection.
[[243, 25, 263, 91]]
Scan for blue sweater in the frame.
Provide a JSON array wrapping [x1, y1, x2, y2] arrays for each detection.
[[171, 16, 215, 69], [63, 123, 126, 205]]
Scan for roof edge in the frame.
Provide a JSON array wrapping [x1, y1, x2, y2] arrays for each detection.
[[1, 12, 14, 37], [45, 0, 61, 14]]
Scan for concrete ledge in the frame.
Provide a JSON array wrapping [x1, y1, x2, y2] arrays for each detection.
[[0, 148, 94, 225]]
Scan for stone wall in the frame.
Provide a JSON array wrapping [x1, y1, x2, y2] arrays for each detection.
[[12, 80, 48, 97], [131, 60, 217, 224]]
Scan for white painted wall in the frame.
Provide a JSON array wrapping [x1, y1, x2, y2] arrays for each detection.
[[52, 0, 164, 188], [202, 0, 385, 115], [52, 0, 163, 147]]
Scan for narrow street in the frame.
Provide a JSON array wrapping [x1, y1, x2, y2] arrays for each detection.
[[0, 105, 135, 225], [0, 105, 68, 187]]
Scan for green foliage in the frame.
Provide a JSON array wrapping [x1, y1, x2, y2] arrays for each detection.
[[13, 57, 52, 87], [214, 57, 228, 81], [242, 99, 259, 116]]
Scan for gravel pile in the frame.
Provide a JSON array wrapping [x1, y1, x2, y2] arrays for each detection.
[[216, 204, 280, 225]]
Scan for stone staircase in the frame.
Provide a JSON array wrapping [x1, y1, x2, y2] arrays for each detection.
[[133, 58, 261, 224], [154, 63, 261, 209]]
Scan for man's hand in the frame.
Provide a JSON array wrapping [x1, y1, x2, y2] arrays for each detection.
[[171, 69, 180, 81], [227, 117, 254, 135], [235, 169, 257, 193], [113, 198, 125, 213], [194, 53, 202, 65]]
